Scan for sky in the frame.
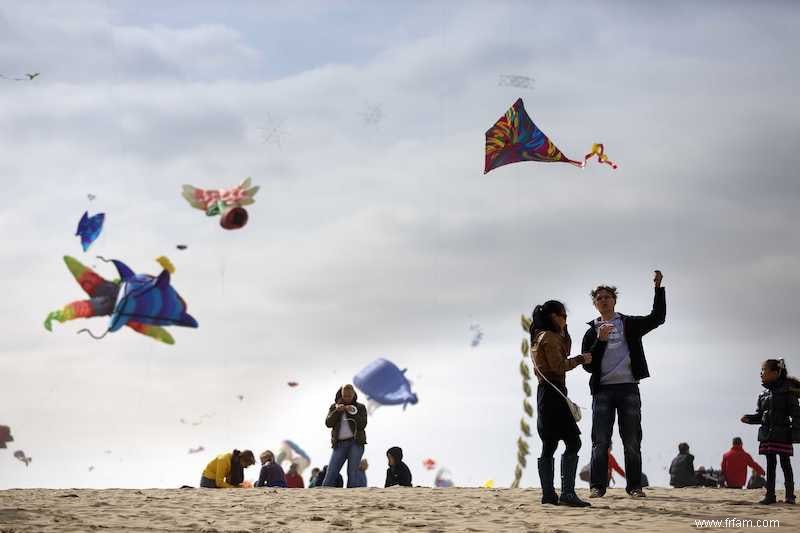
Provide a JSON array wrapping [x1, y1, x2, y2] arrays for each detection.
[[1, 0, 799, 489]]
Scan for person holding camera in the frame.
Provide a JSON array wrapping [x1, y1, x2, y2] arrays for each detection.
[[322, 384, 368, 487]]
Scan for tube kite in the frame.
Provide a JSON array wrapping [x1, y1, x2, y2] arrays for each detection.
[[484, 98, 617, 174], [182, 177, 259, 230], [44, 256, 197, 344], [353, 358, 419, 412]]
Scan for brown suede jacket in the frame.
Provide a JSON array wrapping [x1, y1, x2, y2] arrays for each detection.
[[531, 331, 585, 386]]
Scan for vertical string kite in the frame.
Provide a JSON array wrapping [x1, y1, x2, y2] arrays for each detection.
[[512, 313, 534, 488]]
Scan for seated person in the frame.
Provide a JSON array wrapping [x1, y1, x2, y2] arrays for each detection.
[[669, 442, 697, 488], [201, 449, 256, 488], [308, 467, 321, 488], [285, 463, 305, 488], [721, 437, 765, 489], [314, 465, 343, 488], [255, 450, 287, 488], [695, 466, 721, 487], [385, 446, 412, 487]]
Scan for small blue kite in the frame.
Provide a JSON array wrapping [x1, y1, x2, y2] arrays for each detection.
[[76, 211, 105, 251]]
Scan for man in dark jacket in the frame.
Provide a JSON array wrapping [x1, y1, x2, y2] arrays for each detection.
[[582, 270, 666, 499], [322, 384, 368, 487], [669, 442, 697, 488], [385, 446, 412, 487]]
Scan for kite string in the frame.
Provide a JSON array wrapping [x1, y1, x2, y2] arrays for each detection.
[[529, 332, 586, 412], [76, 328, 109, 340]]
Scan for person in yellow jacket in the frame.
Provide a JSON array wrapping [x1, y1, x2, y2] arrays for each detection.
[[201, 449, 256, 488]]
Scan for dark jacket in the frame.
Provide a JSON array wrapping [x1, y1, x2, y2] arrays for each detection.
[[669, 452, 697, 488], [742, 377, 800, 443], [385, 446, 412, 487], [325, 389, 368, 448], [314, 466, 343, 488], [582, 287, 666, 394], [255, 462, 287, 488]]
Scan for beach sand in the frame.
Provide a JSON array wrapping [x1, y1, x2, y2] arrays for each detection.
[[0, 487, 795, 532]]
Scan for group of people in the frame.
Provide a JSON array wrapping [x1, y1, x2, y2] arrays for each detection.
[[199, 384, 415, 489], [530, 270, 666, 506], [531, 269, 799, 507], [668, 363, 800, 508], [669, 439, 764, 490], [199, 269, 798, 506]]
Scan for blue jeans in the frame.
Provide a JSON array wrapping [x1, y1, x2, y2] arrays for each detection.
[[322, 440, 365, 487], [590, 383, 643, 493]]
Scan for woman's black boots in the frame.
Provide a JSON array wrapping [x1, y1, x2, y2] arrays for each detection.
[[559, 455, 591, 507], [538, 457, 559, 505]]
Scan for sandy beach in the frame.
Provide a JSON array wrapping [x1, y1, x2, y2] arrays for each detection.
[[0, 487, 795, 532]]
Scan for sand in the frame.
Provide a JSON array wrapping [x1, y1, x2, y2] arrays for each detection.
[[0, 487, 796, 532]]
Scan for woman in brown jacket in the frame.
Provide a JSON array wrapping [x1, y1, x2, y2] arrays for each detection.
[[530, 300, 609, 507]]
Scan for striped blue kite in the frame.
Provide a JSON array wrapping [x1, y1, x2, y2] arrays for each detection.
[[44, 256, 197, 345]]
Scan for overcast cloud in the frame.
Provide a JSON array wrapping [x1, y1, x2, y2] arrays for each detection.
[[1, 0, 799, 489]]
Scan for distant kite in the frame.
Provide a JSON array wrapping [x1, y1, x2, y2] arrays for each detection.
[[182, 177, 259, 230], [435, 468, 454, 488], [0, 425, 12, 448], [88, 465, 95, 472], [1, 72, 39, 81], [76, 211, 105, 252], [176, 244, 188, 250], [484, 98, 617, 174], [353, 358, 418, 413], [287, 382, 299, 388], [236, 395, 244, 402], [469, 323, 483, 347], [87, 194, 96, 202], [188, 446, 205, 454], [276, 440, 311, 474], [498, 75, 535, 89], [13, 450, 31, 466], [422, 458, 436, 471]]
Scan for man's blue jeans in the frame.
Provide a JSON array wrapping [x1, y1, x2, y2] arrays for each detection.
[[322, 440, 365, 487], [590, 383, 643, 493]]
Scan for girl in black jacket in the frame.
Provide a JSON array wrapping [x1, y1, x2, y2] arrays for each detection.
[[741, 359, 800, 504]]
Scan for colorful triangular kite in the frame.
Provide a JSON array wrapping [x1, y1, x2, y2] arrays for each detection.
[[484, 98, 616, 174]]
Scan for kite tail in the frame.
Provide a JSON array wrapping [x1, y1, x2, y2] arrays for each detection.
[[76, 328, 109, 340], [583, 143, 618, 169], [44, 301, 94, 331]]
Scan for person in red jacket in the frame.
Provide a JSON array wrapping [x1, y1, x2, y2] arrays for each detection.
[[285, 462, 305, 488], [721, 437, 765, 489], [608, 443, 626, 486]]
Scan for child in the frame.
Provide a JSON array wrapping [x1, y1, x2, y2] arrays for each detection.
[[255, 450, 287, 488], [741, 358, 800, 504], [385, 447, 412, 487]]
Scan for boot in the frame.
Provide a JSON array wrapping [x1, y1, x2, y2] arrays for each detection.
[[785, 481, 795, 504], [559, 455, 590, 507], [759, 493, 777, 505], [538, 457, 559, 505]]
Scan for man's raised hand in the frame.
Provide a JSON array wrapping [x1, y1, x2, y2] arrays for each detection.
[[654, 270, 663, 288]]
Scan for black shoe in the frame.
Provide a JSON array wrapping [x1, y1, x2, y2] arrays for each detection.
[[560, 492, 591, 507], [759, 494, 777, 505], [541, 492, 560, 505], [785, 495, 796, 504]]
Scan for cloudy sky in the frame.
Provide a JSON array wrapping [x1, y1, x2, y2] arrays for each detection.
[[1, 0, 799, 489]]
